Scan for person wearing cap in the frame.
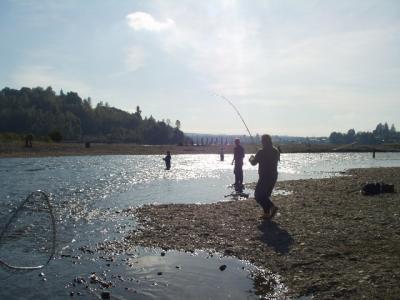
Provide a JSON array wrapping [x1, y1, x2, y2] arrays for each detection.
[[249, 134, 280, 219], [232, 138, 245, 191]]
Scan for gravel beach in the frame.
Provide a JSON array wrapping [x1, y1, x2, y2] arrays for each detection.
[[123, 167, 400, 299]]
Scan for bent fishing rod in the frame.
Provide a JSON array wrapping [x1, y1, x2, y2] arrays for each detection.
[[214, 93, 256, 146]]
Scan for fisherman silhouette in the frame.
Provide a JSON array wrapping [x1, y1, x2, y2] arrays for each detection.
[[232, 138, 244, 192], [220, 147, 224, 161], [25, 134, 33, 148], [249, 134, 280, 220], [163, 151, 171, 170]]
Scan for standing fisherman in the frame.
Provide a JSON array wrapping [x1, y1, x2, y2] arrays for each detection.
[[163, 151, 171, 170], [232, 138, 245, 192], [249, 134, 280, 220]]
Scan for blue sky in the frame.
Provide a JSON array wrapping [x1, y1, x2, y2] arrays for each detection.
[[1, 0, 399, 136]]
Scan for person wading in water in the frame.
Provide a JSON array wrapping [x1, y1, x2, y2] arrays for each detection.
[[232, 138, 245, 192], [163, 151, 171, 170], [249, 134, 280, 220]]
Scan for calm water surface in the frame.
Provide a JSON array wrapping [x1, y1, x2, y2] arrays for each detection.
[[0, 152, 399, 299]]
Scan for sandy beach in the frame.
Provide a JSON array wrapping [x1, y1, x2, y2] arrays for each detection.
[[96, 167, 400, 299]]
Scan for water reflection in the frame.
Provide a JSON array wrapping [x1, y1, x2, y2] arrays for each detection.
[[0, 152, 400, 299]]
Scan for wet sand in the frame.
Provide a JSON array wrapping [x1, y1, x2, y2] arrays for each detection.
[[119, 167, 400, 299]]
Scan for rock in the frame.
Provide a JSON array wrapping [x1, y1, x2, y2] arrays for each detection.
[[89, 273, 112, 288], [361, 182, 395, 195], [224, 248, 234, 256], [101, 291, 111, 299], [157, 272, 163, 275], [161, 252, 166, 256], [219, 265, 227, 271], [73, 277, 86, 284]]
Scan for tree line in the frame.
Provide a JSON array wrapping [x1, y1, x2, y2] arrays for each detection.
[[0, 87, 184, 144], [329, 122, 399, 144]]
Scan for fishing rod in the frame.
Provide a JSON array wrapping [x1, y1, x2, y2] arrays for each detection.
[[215, 93, 257, 146]]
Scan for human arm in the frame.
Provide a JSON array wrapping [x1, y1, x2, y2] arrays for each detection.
[[249, 151, 259, 166]]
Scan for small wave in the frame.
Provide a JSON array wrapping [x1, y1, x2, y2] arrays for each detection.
[[25, 168, 46, 172]]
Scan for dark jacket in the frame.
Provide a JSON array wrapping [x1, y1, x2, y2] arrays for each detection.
[[233, 145, 245, 165], [250, 146, 280, 179]]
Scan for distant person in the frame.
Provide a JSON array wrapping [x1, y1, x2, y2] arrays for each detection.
[[232, 138, 245, 191], [249, 134, 280, 220], [163, 151, 171, 170], [25, 134, 33, 148], [220, 147, 224, 161]]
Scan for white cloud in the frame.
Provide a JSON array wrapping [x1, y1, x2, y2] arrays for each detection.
[[119, 2, 400, 135], [126, 12, 174, 32]]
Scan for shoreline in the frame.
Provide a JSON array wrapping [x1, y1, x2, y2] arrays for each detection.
[[104, 167, 400, 299], [1, 141, 399, 158]]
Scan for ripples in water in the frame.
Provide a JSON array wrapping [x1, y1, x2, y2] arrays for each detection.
[[1, 152, 400, 299]]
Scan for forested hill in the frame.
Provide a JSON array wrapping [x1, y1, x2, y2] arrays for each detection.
[[0, 87, 184, 144]]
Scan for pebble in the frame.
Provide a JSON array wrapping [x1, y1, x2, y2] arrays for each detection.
[[219, 265, 227, 271], [74, 277, 86, 284]]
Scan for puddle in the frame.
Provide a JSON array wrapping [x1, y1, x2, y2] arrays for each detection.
[[68, 248, 287, 300]]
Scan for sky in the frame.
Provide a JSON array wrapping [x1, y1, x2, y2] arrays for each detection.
[[0, 0, 399, 136]]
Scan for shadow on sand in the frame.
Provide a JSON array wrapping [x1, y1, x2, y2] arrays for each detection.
[[258, 220, 294, 255]]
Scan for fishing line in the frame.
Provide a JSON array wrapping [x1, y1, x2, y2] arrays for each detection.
[[214, 93, 257, 146], [0, 190, 56, 272]]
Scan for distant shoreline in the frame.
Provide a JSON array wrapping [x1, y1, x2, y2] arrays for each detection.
[[0, 141, 399, 158]]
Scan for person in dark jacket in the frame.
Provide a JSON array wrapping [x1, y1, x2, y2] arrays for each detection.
[[163, 151, 171, 170], [232, 138, 245, 191], [220, 147, 225, 161], [249, 134, 280, 219]]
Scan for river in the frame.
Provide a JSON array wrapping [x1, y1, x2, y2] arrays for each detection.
[[0, 152, 399, 299]]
